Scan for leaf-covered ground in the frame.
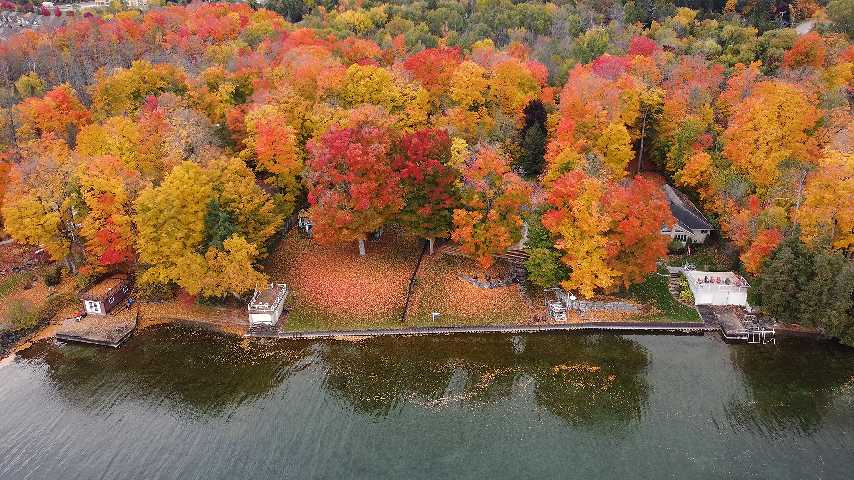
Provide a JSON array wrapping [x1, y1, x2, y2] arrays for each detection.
[[265, 227, 420, 330], [408, 253, 540, 326]]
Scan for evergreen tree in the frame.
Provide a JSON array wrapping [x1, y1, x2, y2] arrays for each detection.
[[518, 122, 547, 178], [799, 250, 854, 345], [523, 209, 568, 288], [756, 234, 813, 324], [517, 100, 547, 178], [203, 199, 238, 250]]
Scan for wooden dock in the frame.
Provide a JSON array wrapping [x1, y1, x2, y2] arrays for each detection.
[[246, 321, 716, 340], [55, 307, 138, 348], [698, 305, 775, 344]]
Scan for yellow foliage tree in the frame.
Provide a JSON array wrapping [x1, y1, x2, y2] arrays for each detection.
[[541, 172, 617, 298], [797, 150, 854, 251], [594, 122, 633, 179], [1, 136, 81, 267], [722, 81, 823, 192], [76, 116, 164, 178], [134, 158, 280, 297], [337, 64, 428, 131], [90, 60, 188, 119]]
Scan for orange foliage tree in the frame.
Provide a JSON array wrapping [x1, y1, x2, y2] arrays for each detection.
[[15, 84, 91, 143], [451, 147, 530, 269], [542, 171, 673, 297]]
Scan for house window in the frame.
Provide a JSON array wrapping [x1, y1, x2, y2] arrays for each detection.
[[85, 300, 102, 314]]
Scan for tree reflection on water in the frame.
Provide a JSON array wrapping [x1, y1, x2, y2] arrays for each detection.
[[18, 325, 313, 416], [320, 333, 651, 429], [22, 326, 652, 429], [727, 337, 854, 435]]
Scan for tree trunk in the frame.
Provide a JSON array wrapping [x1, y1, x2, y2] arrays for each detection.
[[637, 114, 647, 174], [795, 169, 807, 211], [428, 237, 434, 255], [358, 238, 366, 257]]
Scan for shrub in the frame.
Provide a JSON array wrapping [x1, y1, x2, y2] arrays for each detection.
[[43, 265, 62, 287], [135, 280, 175, 302], [75, 271, 99, 292], [0, 271, 35, 298], [667, 239, 686, 253], [7, 299, 38, 329], [678, 279, 694, 304]]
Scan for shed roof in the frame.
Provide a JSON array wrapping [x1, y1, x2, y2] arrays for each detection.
[[81, 274, 129, 301], [663, 184, 713, 231]]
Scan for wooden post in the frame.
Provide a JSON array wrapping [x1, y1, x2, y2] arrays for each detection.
[[358, 238, 366, 256], [428, 237, 434, 255]]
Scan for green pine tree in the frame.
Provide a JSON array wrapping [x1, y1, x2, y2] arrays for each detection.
[[756, 235, 813, 324]]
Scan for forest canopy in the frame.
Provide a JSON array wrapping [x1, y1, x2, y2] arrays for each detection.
[[0, 1, 851, 339]]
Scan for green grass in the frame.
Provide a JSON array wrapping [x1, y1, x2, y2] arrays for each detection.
[[667, 244, 735, 271], [7, 299, 38, 329], [3, 292, 76, 332], [0, 271, 33, 299], [284, 303, 406, 332], [622, 270, 699, 322]]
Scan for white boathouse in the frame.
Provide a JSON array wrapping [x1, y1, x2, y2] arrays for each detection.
[[248, 283, 288, 326]]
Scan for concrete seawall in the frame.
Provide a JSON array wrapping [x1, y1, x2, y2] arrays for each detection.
[[247, 321, 715, 340]]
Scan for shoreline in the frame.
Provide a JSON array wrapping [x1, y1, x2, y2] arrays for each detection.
[[1, 313, 838, 364]]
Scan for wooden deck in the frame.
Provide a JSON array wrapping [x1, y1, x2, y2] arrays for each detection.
[[55, 307, 138, 348]]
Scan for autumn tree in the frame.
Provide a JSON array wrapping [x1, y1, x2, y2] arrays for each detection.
[[604, 177, 673, 287], [797, 150, 853, 252], [402, 47, 463, 109], [782, 32, 826, 71], [542, 171, 615, 297], [544, 63, 640, 183], [75, 115, 165, 179], [305, 119, 402, 256], [393, 129, 458, 254], [14, 72, 45, 99], [542, 171, 673, 298], [134, 158, 280, 297], [90, 60, 188, 119], [15, 84, 90, 143], [77, 155, 139, 268], [722, 81, 823, 193], [241, 104, 302, 216], [1, 136, 82, 269], [451, 146, 530, 269]]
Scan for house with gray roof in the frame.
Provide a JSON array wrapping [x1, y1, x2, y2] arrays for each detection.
[[660, 184, 713, 244]]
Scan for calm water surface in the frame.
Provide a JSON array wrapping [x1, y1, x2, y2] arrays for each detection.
[[1, 326, 853, 479]]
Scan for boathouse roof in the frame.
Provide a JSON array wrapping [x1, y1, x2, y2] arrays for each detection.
[[248, 283, 288, 313], [80, 274, 130, 302]]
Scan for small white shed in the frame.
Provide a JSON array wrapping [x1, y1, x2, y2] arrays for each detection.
[[684, 270, 749, 306], [248, 283, 288, 326]]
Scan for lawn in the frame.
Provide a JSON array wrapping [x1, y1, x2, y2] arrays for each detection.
[[264, 228, 541, 331], [621, 269, 700, 322], [264, 228, 703, 331], [667, 243, 736, 271]]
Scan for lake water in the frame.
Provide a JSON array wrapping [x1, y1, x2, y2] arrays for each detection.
[[1, 325, 853, 479]]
